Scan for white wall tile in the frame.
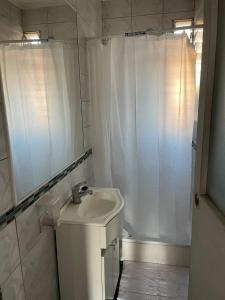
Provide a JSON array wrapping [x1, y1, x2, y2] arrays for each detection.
[[48, 174, 72, 208], [0, 105, 8, 161], [132, 0, 163, 16], [82, 101, 92, 128], [163, 0, 195, 14], [48, 21, 78, 39], [22, 24, 48, 38], [70, 157, 93, 186], [0, 159, 13, 216], [80, 74, 89, 101], [103, 17, 132, 35], [103, 0, 131, 19], [195, 0, 204, 25], [75, 0, 89, 22], [64, 0, 77, 11], [88, 1, 102, 36], [77, 14, 96, 42], [0, 0, 11, 19], [22, 229, 59, 300], [1, 265, 26, 300], [132, 14, 163, 32], [10, 3, 22, 26], [22, 8, 47, 25], [79, 46, 88, 76], [47, 5, 76, 24], [0, 13, 23, 40], [163, 11, 194, 29], [83, 126, 92, 151], [0, 221, 20, 285], [16, 203, 41, 259]]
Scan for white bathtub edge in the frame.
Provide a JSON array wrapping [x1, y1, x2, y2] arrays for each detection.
[[122, 238, 190, 267]]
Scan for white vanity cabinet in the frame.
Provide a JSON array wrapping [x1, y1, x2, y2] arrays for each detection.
[[56, 192, 123, 300], [102, 238, 120, 299]]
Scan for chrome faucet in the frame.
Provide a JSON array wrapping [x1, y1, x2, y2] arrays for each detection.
[[72, 182, 93, 205]]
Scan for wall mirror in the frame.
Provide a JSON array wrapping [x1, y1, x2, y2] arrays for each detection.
[[0, 40, 84, 204]]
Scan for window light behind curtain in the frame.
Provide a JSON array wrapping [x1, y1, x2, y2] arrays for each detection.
[[88, 34, 196, 244], [0, 41, 83, 203]]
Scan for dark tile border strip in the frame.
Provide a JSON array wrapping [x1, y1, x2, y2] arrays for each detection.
[[0, 149, 92, 231]]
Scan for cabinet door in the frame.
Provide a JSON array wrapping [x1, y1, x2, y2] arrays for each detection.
[[103, 246, 114, 300], [112, 238, 120, 291]]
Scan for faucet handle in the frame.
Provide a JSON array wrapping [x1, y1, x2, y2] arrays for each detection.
[[72, 182, 89, 196], [73, 181, 86, 190]]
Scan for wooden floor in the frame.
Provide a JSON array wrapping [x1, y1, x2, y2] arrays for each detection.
[[118, 261, 189, 300]]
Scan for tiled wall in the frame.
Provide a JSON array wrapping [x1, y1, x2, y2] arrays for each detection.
[[195, 0, 204, 24], [102, 0, 195, 35], [0, 1, 101, 299]]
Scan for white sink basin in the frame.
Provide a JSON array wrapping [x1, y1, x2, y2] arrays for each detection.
[[58, 188, 124, 226]]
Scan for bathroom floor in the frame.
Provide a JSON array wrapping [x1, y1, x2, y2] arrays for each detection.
[[118, 261, 189, 300]]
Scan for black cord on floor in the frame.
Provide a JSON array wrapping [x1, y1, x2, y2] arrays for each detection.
[[114, 260, 124, 300]]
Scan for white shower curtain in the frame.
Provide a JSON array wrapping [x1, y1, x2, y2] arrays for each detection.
[[0, 41, 83, 202], [87, 34, 196, 244]]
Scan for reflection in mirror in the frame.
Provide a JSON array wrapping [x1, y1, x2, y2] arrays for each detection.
[[0, 40, 83, 204]]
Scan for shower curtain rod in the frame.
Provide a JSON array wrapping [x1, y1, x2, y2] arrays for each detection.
[[88, 24, 204, 41], [0, 38, 76, 45]]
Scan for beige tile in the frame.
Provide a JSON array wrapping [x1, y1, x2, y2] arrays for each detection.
[[162, 11, 194, 30], [22, 229, 59, 300], [103, 0, 131, 19], [0, 159, 13, 216], [163, 0, 195, 13], [132, 14, 163, 32], [22, 24, 48, 38], [16, 203, 41, 259], [48, 21, 78, 39], [103, 17, 132, 35], [22, 8, 48, 26], [132, 0, 163, 16], [1, 265, 26, 300], [47, 5, 76, 24], [0, 221, 20, 285]]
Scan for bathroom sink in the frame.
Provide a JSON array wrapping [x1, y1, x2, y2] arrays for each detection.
[[78, 192, 116, 218], [58, 188, 124, 226]]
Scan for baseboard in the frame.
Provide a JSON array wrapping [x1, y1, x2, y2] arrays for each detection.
[[122, 239, 190, 267]]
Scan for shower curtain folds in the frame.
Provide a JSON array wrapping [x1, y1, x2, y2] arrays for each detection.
[[0, 41, 82, 203], [87, 34, 196, 245]]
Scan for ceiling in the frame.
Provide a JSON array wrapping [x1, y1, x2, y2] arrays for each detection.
[[8, 0, 65, 9]]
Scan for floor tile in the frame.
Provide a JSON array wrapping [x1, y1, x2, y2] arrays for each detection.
[[119, 261, 189, 299]]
